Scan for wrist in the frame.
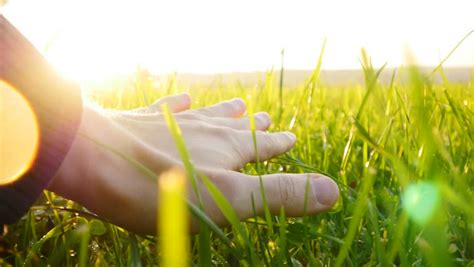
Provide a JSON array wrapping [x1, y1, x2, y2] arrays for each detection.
[[48, 104, 106, 203]]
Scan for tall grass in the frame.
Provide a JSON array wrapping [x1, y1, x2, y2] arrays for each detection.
[[1, 49, 473, 266]]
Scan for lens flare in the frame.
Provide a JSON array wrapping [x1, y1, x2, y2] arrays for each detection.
[[0, 80, 40, 185], [402, 182, 440, 225]]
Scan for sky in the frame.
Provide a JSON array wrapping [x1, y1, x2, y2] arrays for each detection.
[[1, 0, 473, 82]]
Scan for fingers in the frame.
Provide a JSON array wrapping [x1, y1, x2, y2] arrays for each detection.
[[149, 93, 192, 113], [201, 171, 339, 224], [194, 98, 246, 118], [209, 112, 271, 131], [253, 173, 339, 217], [235, 130, 297, 162]]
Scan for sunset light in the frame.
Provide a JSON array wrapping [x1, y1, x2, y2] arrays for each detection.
[[2, 0, 473, 83], [1, 0, 473, 265]]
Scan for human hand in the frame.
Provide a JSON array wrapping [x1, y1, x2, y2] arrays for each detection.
[[48, 94, 339, 234]]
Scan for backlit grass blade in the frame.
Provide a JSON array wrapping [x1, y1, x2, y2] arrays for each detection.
[[78, 222, 91, 267], [158, 169, 189, 267], [307, 37, 326, 108], [277, 208, 288, 267], [161, 104, 211, 266], [162, 104, 260, 263], [430, 30, 473, 78], [7, 45, 474, 266], [444, 89, 473, 143], [357, 50, 387, 119], [302, 175, 317, 266], [386, 212, 408, 264], [161, 105, 201, 200], [251, 193, 271, 266], [367, 200, 384, 264], [24, 219, 74, 265], [129, 235, 141, 267], [288, 40, 326, 130], [352, 117, 414, 186], [336, 88, 401, 266], [248, 102, 274, 236], [78, 132, 158, 181], [199, 172, 259, 265], [334, 177, 375, 267], [80, 119, 236, 264], [278, 49, 285, 122], [186, 200, 239, 254]]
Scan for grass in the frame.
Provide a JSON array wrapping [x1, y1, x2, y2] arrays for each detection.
[[1, 50, 473, 266]]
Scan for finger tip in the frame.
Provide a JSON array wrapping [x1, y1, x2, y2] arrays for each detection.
[[173, 93, 191, 112], [286, 132, 297, 145], [311, 176, 340, 208], [181, 93, 192, 104], [232, 98, 247, 114], [256, 112, 272, 128]]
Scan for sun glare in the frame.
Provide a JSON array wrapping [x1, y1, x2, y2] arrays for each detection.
[[0, 81, 40, 185], [2, 0, 473, 83]]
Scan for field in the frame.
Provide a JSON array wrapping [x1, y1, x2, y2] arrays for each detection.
[[1, 50, 473, 266]]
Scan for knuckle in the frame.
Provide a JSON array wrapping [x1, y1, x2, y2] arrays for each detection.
[[204, 125, 235, 144], [207, 124, 226, 136], [181, 121, 208, 135], [277, 175, 297, 206], [230, 130, 251, 163], [258, 133, 274, 158], [176, 112, 198, 120], [195, 107, 213, 117], [233, 98, 246, 110], [223, 126, 238, 139]]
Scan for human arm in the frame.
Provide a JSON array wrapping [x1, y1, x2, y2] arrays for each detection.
[[0, 14, 82, 225], [0, 14, 339, 234], [49, 97, 339, 234]]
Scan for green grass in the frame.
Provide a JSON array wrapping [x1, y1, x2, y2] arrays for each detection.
[[1, 53, 473, 266]]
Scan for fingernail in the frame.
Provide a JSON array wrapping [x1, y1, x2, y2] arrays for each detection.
[[311, 177, 339, 207], [257, 112, 271, 125], [181, 93, 191, 103], [232, 98, 246, 109], [286, 132, 296, 142]]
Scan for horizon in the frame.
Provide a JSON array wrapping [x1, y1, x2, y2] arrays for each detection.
[[80, 66, 472, 91]]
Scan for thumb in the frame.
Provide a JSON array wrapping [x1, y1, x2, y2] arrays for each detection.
[[250, 173, 339, 217], [206, 171, 339, 222]]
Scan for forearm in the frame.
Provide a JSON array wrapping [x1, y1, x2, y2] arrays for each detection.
[[0, 14, 82, 225]]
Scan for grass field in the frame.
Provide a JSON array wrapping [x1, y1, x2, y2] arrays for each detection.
[[1, 49, 473, 266]]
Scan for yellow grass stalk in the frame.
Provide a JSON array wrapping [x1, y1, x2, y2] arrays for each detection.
[[158, 168, 189, 267]]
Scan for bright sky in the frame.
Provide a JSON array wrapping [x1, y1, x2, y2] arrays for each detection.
[[2, 0, 473, 82]]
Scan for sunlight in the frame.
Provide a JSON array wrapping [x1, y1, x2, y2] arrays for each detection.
[[0, 81, 40, 185], [2, 0, 472, 83]]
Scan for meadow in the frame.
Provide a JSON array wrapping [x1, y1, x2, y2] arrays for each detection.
[[1, 48, 473, 266]]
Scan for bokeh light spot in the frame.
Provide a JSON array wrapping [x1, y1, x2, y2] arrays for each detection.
[[0, 80, 40, 185], [402, 181, 440, 225]]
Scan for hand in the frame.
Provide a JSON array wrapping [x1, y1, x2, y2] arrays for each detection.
[[48, 94, 339, 234]]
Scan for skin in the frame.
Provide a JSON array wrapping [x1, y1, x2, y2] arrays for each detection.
[[48, 94, 339, 235]]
